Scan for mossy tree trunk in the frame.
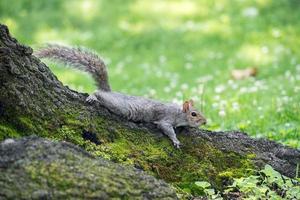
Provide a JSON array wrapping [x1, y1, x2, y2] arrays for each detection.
[[0, 24, 299, 190], [0, 136, 178, 199]]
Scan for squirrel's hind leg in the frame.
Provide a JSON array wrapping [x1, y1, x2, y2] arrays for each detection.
[[157, 122, 181, 149]]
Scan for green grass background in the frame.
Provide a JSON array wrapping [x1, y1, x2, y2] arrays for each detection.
[[1, 0, 299, 148]]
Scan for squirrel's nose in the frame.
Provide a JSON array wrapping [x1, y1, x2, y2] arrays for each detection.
[[202, 120, 207, 125]]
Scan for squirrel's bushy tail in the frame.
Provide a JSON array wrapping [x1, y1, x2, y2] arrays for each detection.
[[34, 44, 111, 91]]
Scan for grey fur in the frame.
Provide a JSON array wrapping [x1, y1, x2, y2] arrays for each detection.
[[36, 45, 207, 148], [34, 44, 111, 91]]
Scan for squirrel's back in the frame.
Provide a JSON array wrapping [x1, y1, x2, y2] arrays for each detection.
[[34, 44, 111, 91]]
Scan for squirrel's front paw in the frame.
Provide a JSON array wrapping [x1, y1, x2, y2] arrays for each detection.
[[173, 140, 181, 149], [86, 94, 98, 103]]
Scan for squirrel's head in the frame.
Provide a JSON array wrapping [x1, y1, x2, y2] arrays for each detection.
[[182, 99, 207, 127]]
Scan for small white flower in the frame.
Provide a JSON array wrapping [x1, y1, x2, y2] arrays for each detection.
[[175, 91, 182, 97], [170, 80, 177, 88], [159, 55, 166, 63], [208, 52, 216, 59], [191, 96, 200, 102], [254, 80, 263, 87], [191, 87, 197, 93], [184, 20, 196, 30], [220, 100, 227, 107], [218, 110, 226, 117], [285, 70, 291, 78], [228, 79, 234, 85], [272, 29, 281, 38], [149, 89, 156, 96], [231, 83, 238, 90], [242, 7, 258, 18], [239, 87, 248, 94], [282, 96, 289, 102], [196, 75, 213, 83], [140, 63, 150, 74], [258, 106, 263, 111], [184, 62, 193, 70], [215, 84, 226, 93], [164, 86, 171, 93], [155, 70, 163, 78], [249, 86, 258, 93], [172, 98, 181, 105], [115, 62, 124, 74], [274, 45, 285, 55], [197, 85, 205, 94], [206, 118, 212, 124], [276, 107, 283, 112], [232, 102, 239, 111], [285, 123, 291, 127], [212, 102, 218, 108], [181, 83, 189, 90], [253, 100, 257, 105], [294, 86, 300, 92]]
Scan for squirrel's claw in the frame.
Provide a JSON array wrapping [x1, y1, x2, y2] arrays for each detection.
[[86, 94, 98, 103], [173, 140, 181, 149]]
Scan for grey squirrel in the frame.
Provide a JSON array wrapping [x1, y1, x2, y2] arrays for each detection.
[[34, 44, 207, 148]]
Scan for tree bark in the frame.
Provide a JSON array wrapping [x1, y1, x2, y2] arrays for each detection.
[[0, 24, 299, 189], [0, 136, 177, 199]]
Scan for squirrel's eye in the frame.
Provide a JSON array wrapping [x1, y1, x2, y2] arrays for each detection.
[[191, 112, 197, 117]]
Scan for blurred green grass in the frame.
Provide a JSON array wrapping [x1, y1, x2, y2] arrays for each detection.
[[1, 0, 299, 148]]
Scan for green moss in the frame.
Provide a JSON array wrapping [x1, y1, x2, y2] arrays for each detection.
[[0, 124, 20, 140], [1, 115, 46, 140], [26, 161, 73, 189], [76, 125, 255, 194], [18, 117, 35, 131], [55, 126, 85, 145], [0, 106, 256, 196], [65, 118, 85, 127], [69, 120, 254, 193], [246, 153, 257, 159]]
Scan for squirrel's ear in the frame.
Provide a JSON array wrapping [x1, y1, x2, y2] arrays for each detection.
[[182, 101, 190, 113], [189, 99, 194, 106]]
